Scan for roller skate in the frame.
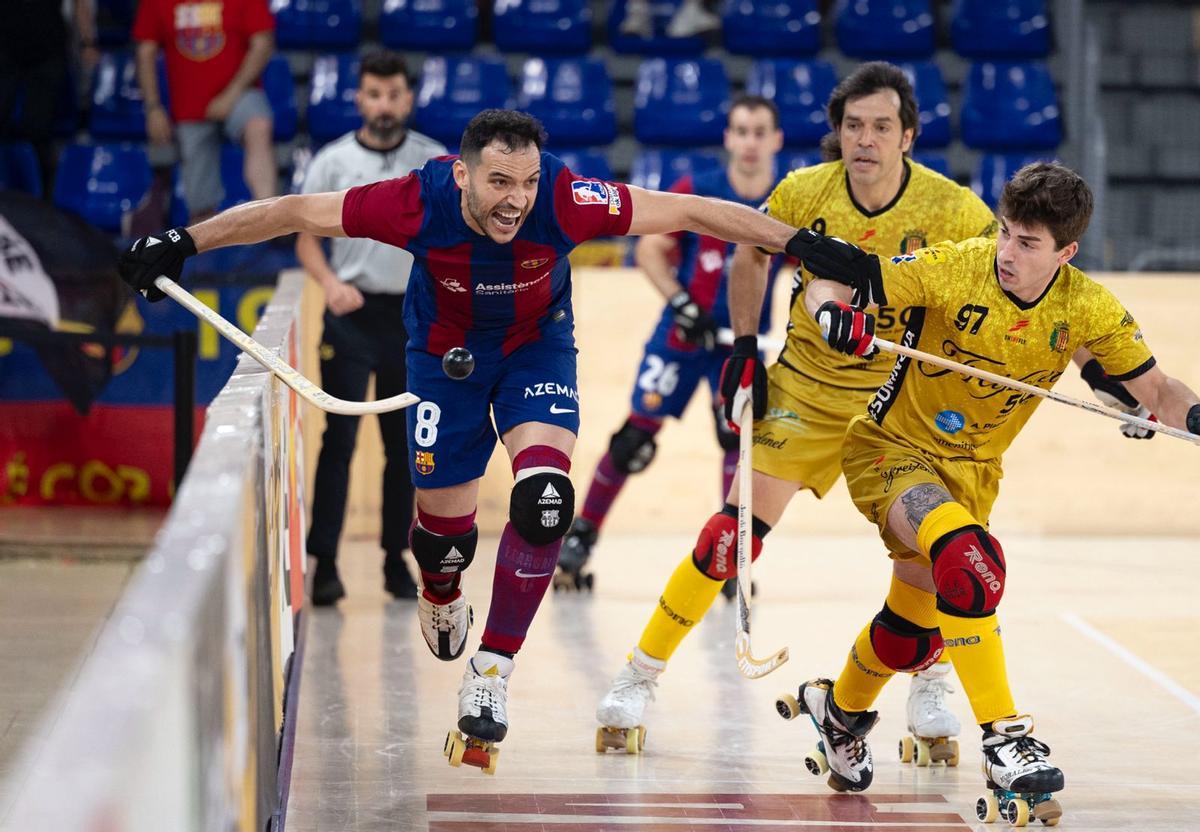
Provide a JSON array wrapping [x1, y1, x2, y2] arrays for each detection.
[[553, 518, 596, 592], [418, 586, 473, 660], [899, 662, 961, 766], [594, 649, 664, 753], [444, 653, 510, 775], [775, 678, 878, 792], [975, 715, 1064, 828]]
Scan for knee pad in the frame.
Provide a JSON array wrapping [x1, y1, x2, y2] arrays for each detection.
[[712, 404, 739, 452], [930, 525, 1006, 617], [608, 419, 658, 474], [510, 469, 575, 545], [411, 523, 478, 576], [691, 504, 770, 581], [869, 603, 944, 672]]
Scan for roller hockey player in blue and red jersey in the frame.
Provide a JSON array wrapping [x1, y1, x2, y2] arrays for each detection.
[[556, 95, 790, 595], [115, 108, 817, 773]]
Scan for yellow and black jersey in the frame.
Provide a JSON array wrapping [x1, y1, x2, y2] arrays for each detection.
[[866, 237, 1155, 461], [767, 158, 998, 391]]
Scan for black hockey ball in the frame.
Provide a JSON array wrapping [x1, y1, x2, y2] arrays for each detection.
[[442, 346, 475, 380]]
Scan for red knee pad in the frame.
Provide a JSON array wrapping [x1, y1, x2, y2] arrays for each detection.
[[692, 504, 769, 581], [869, 603, 944, 672], [930, 525, 1006, 617]]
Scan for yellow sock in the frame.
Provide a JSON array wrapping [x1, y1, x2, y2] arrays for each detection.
[[916, 502, 1016, 726], [636, 554, 723, 662], [834, 575, 938, 712]]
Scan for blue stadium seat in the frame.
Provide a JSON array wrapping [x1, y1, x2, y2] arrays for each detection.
[[835, 0, 935, 59], [747, 59, 837, 148], [380, 0, 478, 52], [951, 0, 1050, 59], [723, 0, 821, 57], [607, 0, 706, 56], [96, 0, 137, 46], [900, 60, 951, 149], [517, 58, 615, 148], [494, 0, 590, 55], [272, 0, 362, 50], [414, 57, 511, 148], [961, 61, 1061, 151], [914, 151, 951, 178], [629, 149, 722, 191], [262, 55, 298, 141], [783, 150, 823, 172], [307, 54, 361, 146], [552, 149, 614, 182], [0, 143, 43, 198], [634, 59, 729, 147], [972, 152, 1055, 208], [52, 143, 150, 233], [89, 51, 170, 141]]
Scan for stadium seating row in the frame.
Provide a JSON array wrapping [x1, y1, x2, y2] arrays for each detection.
[[94, 0, 1050, 59], [85, 51, 1061, 151]]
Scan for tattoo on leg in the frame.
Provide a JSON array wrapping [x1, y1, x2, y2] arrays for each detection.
[[900, 484, 953, 534]]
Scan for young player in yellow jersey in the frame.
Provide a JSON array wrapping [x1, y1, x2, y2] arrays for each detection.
[[595, 63, 997, 750], [787, 162, 1200, 822]]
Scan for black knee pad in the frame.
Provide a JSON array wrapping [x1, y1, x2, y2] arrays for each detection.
[[869, 604, 944, 672], [410, 524, 478, 576], [510, 470, 575, 545], [712, 404, 739, 452], [608, 419, 658, 474]]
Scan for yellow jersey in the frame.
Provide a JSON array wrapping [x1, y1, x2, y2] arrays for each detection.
[[866, 237, 1155, 461], [767, 158, 998, 391]]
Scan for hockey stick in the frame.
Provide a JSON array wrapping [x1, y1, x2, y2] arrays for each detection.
[[717, 328, 786, 354], [734, 397, 790, 679], [873, 336, 1200, 446], [154, 276, 420, 416]]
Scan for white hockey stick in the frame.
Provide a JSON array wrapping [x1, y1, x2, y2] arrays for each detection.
[[717, 328, 786, 354], [874, 336, 1200, 446], [734, 398, 789, 679], [154, 276, 420, 416]]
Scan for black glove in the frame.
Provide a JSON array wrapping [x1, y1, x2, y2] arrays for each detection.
[[1080, 358, 1155, 439], [718, 335, 767, 433], [668, 290, 717, 350], [118, 226, 197, 302], [817, 300, 877, 358], [1187, 403, 1200, 435], [785, 226, 884, 307]]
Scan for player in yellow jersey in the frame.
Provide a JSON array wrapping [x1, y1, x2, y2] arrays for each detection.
[[784, 162, 1200, 822], [595, 63, 997, 749]]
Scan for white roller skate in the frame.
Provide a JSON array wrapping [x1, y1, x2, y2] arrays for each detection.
[[775, 678, 879, 792], [418, 587, 473, 661], [444, 653, 511, 775], [595, 649, 664, 753], [900, 662, 961, 766], [976, 715, 1064, 827]]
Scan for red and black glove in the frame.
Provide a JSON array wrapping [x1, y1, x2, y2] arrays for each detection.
[[718, 335, 767, 433], [817, 300, 877, 358]]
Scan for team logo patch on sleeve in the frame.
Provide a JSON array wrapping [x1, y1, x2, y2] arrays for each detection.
[[572, 180, 610, 206]]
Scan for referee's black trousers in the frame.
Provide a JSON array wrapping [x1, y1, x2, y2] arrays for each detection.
[[307, 293, 413, 563]]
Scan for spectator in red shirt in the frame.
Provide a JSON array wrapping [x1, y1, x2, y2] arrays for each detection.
[[133, 0, 276, 221]]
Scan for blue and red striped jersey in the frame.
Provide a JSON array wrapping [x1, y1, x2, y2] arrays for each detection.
[[342, 153, 633, 358]]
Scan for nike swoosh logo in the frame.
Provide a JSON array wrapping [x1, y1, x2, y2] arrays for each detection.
[[549, 404, 576, 414], [514, 569, 552, 578]]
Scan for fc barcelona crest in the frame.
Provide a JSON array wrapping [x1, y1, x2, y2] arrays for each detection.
[[415, 451, 435, 475], [1048, 320, 1070, 353]]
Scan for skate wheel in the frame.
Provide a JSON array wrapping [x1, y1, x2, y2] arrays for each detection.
[[804, 747, 829, 777], [1003, 797, 1030, 827], [1033, 798, 1062, 826], [915, 738, 932, 767], [775, 693, 801, 721], [946, 739, 960, 767], [595, 727, 607, 753], [444, 731, 465, 767], [898, 735, 914, 763], [976, 793, 999, 823], [483, 746, 499, 775], [624, 726, 643, 754]]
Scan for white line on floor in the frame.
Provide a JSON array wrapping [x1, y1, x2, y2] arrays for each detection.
[[1060, 611, 1200, 715], [426, 814, 967, 828]]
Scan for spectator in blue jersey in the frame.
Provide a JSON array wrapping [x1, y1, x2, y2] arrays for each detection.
[[556, 96, 787, 593], [297, 51, 447, 606], [115, 109, 816, 766]]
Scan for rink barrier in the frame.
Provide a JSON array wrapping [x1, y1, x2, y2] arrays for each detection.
[[0, 272, 308, 832]]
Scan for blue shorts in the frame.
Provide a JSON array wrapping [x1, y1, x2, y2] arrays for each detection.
[[628, 336, 730, 420], [406, 341, 580, 488]]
